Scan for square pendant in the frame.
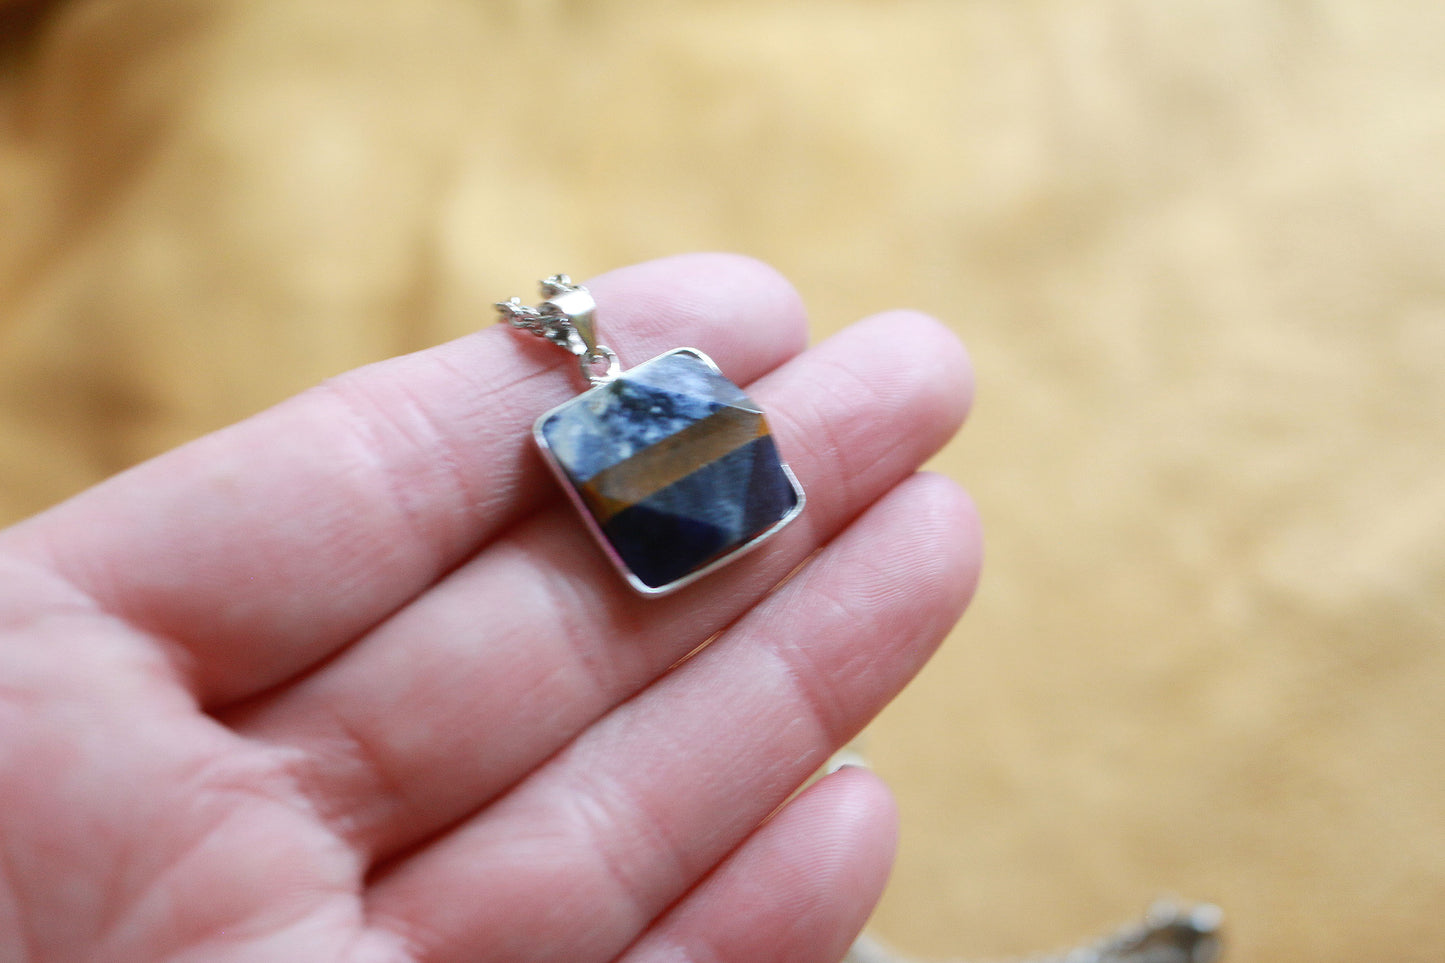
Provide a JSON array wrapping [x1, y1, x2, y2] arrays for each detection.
[[534, 348, 805, 596]]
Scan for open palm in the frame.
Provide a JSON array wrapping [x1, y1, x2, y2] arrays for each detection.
[[0, 255, 980, 963]]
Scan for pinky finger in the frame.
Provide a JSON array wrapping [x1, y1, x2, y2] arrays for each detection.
[[619, 767, 899, 963]]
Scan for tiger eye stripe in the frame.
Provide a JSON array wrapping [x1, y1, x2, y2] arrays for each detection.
[[535, 348, 804, 595], [579, 405, 769, 523]]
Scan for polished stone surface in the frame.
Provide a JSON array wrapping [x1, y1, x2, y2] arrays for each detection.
[[537, 349, 802, 592]]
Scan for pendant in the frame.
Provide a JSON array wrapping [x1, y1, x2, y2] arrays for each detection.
[[498, 276, 806, 596]]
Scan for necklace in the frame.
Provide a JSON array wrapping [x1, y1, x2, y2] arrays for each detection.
[[499, 275, 805, 596]]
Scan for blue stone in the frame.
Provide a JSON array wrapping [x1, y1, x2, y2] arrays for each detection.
[[535, 349, 804, 594]]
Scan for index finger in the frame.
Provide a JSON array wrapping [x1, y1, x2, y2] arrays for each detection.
[[1, 254, 808, 704]]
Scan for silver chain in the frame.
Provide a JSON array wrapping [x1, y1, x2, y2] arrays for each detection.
[[497, 275, 621, 387]]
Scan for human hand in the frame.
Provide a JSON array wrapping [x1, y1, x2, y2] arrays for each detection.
[[0, 255, 980, 963]]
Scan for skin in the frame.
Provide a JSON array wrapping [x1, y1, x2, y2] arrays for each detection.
[[0, 254, 981, 963]]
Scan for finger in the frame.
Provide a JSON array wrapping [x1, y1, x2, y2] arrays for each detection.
[[2, 254, 808, 704], [620, 767, 897, 963], [364, 472, 981, 963], [231, 313, 973, 859]]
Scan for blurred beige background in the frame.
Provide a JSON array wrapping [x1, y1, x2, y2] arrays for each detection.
[[2, 1, 1443, 961]]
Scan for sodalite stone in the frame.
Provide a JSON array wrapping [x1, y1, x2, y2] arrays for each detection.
[[536, 349, 804, 594]]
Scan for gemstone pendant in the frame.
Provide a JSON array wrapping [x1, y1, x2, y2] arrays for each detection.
[[500, 277, 805, 596], [536, 348, 804, 595]]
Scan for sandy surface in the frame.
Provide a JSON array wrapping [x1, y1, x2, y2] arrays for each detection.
[[2, 2, 1443, 960]]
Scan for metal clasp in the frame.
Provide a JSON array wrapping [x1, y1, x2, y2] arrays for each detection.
[[497, 275, 621, 387], [537, 276, 599, 359]]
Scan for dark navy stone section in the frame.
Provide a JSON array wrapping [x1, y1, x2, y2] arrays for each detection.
[[602, 436, 799, 589], [602, 505, 730, 590], [741, 435, 801, 528]]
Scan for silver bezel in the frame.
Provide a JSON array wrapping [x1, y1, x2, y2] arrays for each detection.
[[532, 347, 806, 597]]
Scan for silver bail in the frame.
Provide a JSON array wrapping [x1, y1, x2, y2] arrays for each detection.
[[498, 275, 621, 388], [538, 275, 598, 358]]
